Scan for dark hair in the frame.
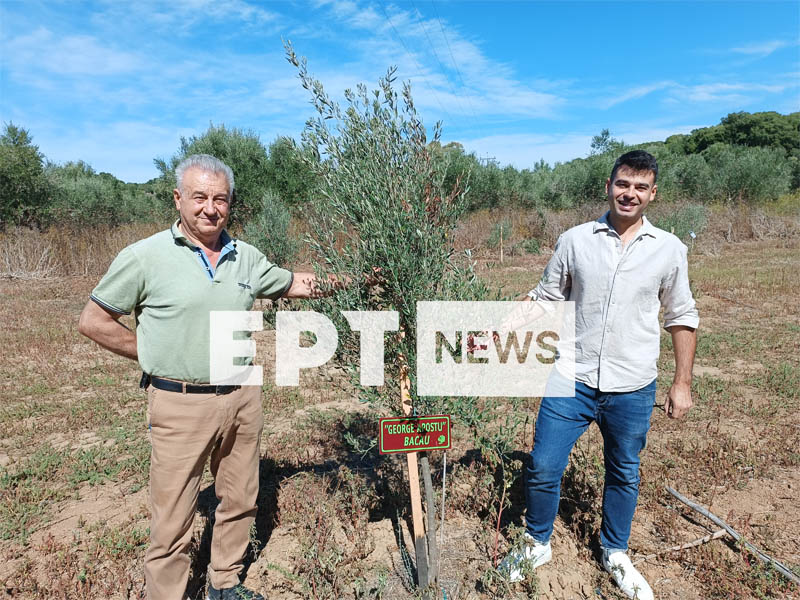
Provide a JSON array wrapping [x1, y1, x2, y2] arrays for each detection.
[[610, 150, 658, 183]]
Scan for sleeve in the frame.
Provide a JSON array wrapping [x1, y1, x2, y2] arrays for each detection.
[[90, 246, 145, 315], [528, 234, 571, 301], [253, 253, 294, 300], [660, 243, 699, 330]]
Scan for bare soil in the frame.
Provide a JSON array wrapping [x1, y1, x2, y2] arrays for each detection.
[[0, 236, 798, 599]]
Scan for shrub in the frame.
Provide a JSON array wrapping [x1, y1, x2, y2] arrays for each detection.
[[264, 136, 319, 207], [487, 218, 512, 248], [0, 123, 51, 229], [702, 144, 792, 203], [653, 204, 708, 242], [657, 153, 713, 202], [521, 237, 541, 254], [241, 190, 299, 267], [549, 153, 616, 208], [44, 162, 167, 227]]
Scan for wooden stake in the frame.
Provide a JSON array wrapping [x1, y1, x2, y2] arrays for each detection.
[[499, 223, 504, 263], [420, 453, 440, 584], [439, 452, 447, 554], [401, 371, 428, 588]]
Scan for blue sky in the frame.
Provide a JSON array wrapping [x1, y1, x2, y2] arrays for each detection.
[[1, 0, 798, 183]]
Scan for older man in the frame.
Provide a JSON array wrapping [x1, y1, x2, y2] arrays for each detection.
[[502, 150, 698, 599], [79, 154, 334, 600]]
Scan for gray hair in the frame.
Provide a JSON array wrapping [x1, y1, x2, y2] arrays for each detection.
[[175, 154, 235, 197]]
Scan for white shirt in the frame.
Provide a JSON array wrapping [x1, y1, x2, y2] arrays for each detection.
[[529, 212, 699, 393]]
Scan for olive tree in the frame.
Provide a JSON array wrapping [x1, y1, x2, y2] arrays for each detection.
[[285, 44, 522, 591]]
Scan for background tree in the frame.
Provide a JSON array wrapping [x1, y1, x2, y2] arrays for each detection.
[[42, 160, 167, 226], [0, 123, 51, 229], [153, 124, 272, 227], [264, 136, 318, 207], [589, 128, 624, 156], [241, 189, 298, 267]]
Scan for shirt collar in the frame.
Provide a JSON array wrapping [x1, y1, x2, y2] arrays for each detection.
[[171, 219, 237, 251], [593, 211, 658, 239]]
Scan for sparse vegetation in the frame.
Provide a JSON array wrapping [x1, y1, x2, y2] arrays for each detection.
[[0, 207, 797, 598]]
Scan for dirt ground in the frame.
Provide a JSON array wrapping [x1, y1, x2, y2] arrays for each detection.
[[0, 235, 798, 599]]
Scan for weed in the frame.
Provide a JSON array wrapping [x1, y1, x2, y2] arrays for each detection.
[[693, 543, 799, 599], [93, 522, 148, 559], [477, 557, 538, 599], [278, 466, 378, 599], [746, 362, 800, 403], [691, 375, 734, 414], [487, 218, 512, 249], [0, 444, 67, 542], [520, 237, 541, 254], [560, 439, 604, 546], [653, 203, 708, 243]]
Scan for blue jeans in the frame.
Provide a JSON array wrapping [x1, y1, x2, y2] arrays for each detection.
[[524, 379, 656, 552]]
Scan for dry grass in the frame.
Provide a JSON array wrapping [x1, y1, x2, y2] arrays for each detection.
[[0, 224, 163, 279], [0, 205, 798, 599], [452, 199, 800, 260]]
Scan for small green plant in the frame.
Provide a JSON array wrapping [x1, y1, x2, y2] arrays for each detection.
[[560, 441, 604, 545], [746, 362, 800, 402], [0, 444, 67, 542], [277, 467, 377, 599], [654, 204, 708, 242], [521, 237, 541, 254], [487, 218, 512, 249]]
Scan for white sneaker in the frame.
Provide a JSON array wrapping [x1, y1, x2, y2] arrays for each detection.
[[602, 550, 654, 600], [499, 533, 552, 583]]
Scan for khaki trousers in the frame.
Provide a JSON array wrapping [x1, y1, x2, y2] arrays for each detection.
[[144, 384, 263, 600]]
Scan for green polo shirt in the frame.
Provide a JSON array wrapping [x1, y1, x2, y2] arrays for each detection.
[[91, 221, 293, 383]]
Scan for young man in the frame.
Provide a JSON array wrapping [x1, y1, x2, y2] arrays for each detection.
[[502, 150, 698, 599], [79, 154, 343, 600]]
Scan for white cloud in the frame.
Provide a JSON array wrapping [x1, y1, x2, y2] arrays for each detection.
[[675, 82, 787, 103], [601, 81, 676, 109], [457, 133, 592, 169], [594, 75, 795, 111], [315, 1, 566, 120], [457, 123, 709, 170], [96, 0, 278, 30], [36, 121, 197, 183], [615, 125, 702, 145], [318, 0, 383, 29], [731, 39, 792, 57], [4, 27, 140, 76]]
